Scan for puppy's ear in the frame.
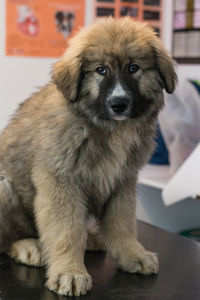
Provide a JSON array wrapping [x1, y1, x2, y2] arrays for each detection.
[[52, 53, 83, 102], [152, 40, 177, 94]]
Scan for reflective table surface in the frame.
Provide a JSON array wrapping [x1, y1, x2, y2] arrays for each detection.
[[0, 221, 200, 300]]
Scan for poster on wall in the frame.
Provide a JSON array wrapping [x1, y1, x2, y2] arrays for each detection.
[[6, 0, 85, 57]]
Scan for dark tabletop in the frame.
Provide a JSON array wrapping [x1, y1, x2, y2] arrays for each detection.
[[0, 221, 200, 300]]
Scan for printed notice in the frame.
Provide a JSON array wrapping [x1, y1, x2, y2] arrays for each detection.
[[6, 0, 85, 57]]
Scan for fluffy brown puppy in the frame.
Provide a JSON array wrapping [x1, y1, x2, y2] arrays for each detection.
[[0, 17, 177, 296]]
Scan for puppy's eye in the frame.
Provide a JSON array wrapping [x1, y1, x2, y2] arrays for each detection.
[[128, 64, 140, 74], [96, 66, 107, 76]]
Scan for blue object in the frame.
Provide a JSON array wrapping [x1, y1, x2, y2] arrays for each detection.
[[190, 80, 200, 94], [149, 125, 169, 165]]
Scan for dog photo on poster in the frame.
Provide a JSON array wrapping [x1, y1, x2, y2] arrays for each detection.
[[6, 0, 85, 57]]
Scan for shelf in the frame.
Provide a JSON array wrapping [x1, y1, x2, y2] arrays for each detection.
[[138, 164, 171, 190], [174, 28, 200, 32], [174, 57, 200, 64]]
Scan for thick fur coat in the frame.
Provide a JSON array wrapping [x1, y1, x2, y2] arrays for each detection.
[[0, 17, 177, 296]]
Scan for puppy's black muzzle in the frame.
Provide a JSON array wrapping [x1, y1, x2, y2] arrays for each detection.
[[110, 97, 130, 114]]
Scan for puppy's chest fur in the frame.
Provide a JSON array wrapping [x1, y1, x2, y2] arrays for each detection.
[[59, 124, 140, 215]]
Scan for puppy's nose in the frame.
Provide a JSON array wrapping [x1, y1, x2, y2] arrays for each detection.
[[110, 97, 129, 114]]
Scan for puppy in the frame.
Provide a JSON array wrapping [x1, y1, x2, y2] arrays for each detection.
[[0, 17, 177, 296]]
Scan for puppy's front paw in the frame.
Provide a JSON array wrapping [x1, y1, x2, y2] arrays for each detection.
[[119, 251, 159, 275], [46, 272, 92, 296]]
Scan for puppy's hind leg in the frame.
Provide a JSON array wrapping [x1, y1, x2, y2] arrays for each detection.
[[86, 216, 106, 251], [9, 238, 44, 267], [0, 167, 36, 253], [87, 232, 106, 251]]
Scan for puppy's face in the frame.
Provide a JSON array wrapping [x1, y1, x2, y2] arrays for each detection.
[[53, 17, 177, 126], [94, 64, 139, 121], [80, 51, 162, 123]]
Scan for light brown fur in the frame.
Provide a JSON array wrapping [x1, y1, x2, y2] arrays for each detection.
[[0, 17, 177, 296]]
